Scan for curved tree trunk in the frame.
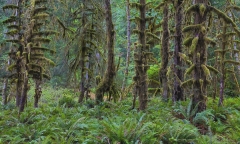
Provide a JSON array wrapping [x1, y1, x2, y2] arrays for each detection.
[[96, 0, 115, 104]]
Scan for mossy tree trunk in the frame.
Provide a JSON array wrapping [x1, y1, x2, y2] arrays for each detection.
[[173, 0, 184, 102], [121, 0, 131, 100], [2, 78, 8, 105], [159, 3, 169, 101], [136, 0, 148, 110], [34, 79, 42, 108], [218, 23, 227, 107], [96, 0, 115, 103], [192, 0, 208, 112], [16, 0, 24, 107], [79, 0, 87, 103]]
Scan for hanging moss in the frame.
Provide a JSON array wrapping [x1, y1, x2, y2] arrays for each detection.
[[183, 37, 194, 47], [186, 4, 198, 14], [32, 30, 57, 37], [228, 6, 240, 11], [204, 37, 216, 46], [233, 27, 240, 36], [5, 29, 19, 36], [35, 0, 47, 5], [199, 4, 206, 17], [181, 79, 193, 88], [206, 65, 219, 74], [31, 56, 55, 66], [183, 24, 202, 33], [7, 64, 16, 72], [233, 40, 240, 43], [210, 6, 235, 25], [225, 32, 236, 37], [7, 25, 20, 30], [200, 26, 206, 34], [132, 29, 141, 35], [2, 5, 18, 11], [189, 36, 199, 54], [201, 64, 211, 78], [155, 2, 165, 9], [33, 7, 47, 15], [32, 38, 51, 43], [184, 64, 195, 77], [224, 60, 240, 65], [179, 52, 192, 65], [2, 16, 17, 24], [146, 32, 160, 40]]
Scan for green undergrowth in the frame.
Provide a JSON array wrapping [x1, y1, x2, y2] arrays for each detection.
[[0, 88, 240, 143]]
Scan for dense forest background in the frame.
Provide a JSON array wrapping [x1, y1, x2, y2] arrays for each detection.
[[1, 0, 240, 143]]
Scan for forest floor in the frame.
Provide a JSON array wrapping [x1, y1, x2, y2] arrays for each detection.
[[0, 86, 240, 143]]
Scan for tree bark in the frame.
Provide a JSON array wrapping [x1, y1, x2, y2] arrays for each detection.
[[192, 0, 208, 112], [34, 79, 42, 108], [19, 72, 28, 113], [2, 78, 8, 105], [16, 0, 24, 107], [173, 0, 184, 102], [78, 0, 87, 103], [160, 3, 169, 101], [218, 23, 226, 107], [136, 0, 148, 110], [121, 0, 131, 101], [96, 0, 115, 104]]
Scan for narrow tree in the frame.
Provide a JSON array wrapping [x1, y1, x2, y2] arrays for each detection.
[[121, 0, 131, 100], [173, 0, 184, 101], [159, 2, 170, 101]]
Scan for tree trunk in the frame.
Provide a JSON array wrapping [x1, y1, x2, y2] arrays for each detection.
[[78, 0, 87, 103], [173, 0, 184, 102], [19, 72, 28, 113], [2, 78, 8, 105], [34, 79, 42, 108], [121, 0, 131, 101], [96, 0, 115, 104], [218, 23, 226, 107], [192, 0, 208, 112], [135, 0, 148, 110], [160, 4, 169, 101], [16, 0, 24, 107]]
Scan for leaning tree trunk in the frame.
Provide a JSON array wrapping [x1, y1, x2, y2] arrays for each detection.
[[159, 3, 169, 101], [192, 0, 208, 112], [173, 0, 184, 102], [121, 0, 131, 100], [96, 0, 115, 103]]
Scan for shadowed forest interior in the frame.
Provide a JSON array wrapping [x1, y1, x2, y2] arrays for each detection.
[[0, 0, 240, 143]]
